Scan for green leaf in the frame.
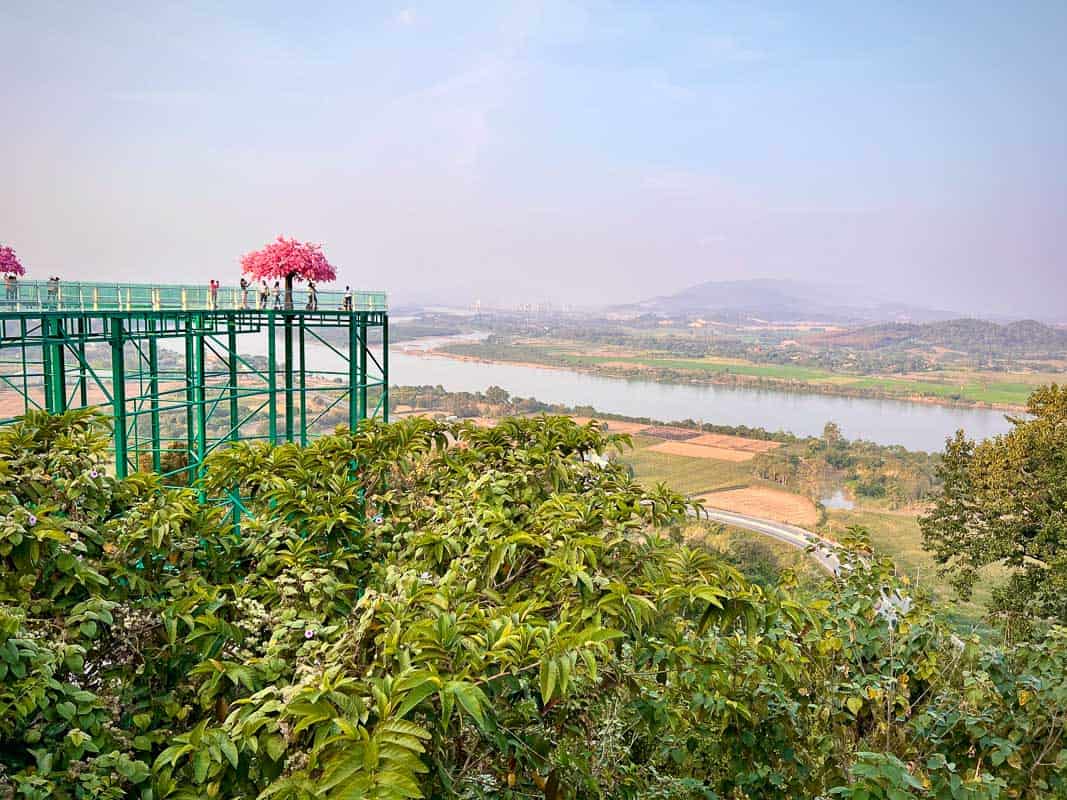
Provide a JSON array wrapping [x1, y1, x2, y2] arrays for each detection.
[[450, 682, 486, 729], [192, 748, 210, 783], [264, 734, 286, 762], [219, 735, 239, 769], [540, 658, 558, 704], [56, 701, 76, 721], [79, 620, 98, 639], [396, 680, 439, 719]]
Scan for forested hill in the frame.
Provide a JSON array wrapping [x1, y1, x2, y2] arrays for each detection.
[[810, 318, 1067, 354]]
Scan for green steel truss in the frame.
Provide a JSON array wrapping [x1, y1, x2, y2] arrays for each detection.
[[0, 281, 388, 487]]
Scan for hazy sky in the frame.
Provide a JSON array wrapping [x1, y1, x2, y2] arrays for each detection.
[[3, 2, 1065, 315]]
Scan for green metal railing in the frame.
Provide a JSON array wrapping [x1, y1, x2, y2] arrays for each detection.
[[0, 279, 387, 313]]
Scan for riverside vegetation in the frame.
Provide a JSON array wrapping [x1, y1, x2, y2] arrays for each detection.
[[1, 411, 1066, 798], [434, 312, 1067, 409]]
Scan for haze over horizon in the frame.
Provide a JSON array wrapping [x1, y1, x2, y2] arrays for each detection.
[[3, 2, 1065, 318]]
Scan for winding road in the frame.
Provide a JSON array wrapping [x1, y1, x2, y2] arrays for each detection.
[[693, 507, 841, 575]]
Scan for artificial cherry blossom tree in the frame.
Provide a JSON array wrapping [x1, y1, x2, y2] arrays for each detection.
[[240, 236, 337, 309], [0, 244, 25, 276]]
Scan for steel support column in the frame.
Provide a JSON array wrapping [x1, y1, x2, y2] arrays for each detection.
[[77, 317, 88, 407], [284, 315, 294, 442], [267, 312, 277, 443], [148, 320, 161, 472], [348, 315, 358, 430], [41, 317, 54, 414], [227, 317, 239, 443], [110, 318, 128, 478], [184, 325, 195, 480], [298, 321, 307, 447], [194, 314, 207, 494], [382, 315, 389, 422], [358, 317, 367, 423]]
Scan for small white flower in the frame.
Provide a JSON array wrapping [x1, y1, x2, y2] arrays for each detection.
[[874, 589, 912, 629]]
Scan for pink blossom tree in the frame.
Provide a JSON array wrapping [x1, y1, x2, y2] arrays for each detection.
[[0, 244, 25, 276], [240, 236, 337, 310]]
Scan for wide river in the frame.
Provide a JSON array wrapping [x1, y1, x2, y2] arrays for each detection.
[[239, 333, 1015, 451], [389, 350, 1013, 451]]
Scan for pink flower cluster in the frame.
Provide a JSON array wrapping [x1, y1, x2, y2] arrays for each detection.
[[0, 244, 25, 276], [240, 236, 337, 284]]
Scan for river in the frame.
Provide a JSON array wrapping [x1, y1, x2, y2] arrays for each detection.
[[389, 350, 1012, 451], [237, 332, 1015, 451]]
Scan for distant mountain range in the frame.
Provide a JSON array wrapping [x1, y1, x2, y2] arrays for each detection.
[[621, 279, 989, 323]]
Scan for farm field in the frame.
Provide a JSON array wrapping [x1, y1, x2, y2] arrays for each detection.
[[695, 485, 819, 527], [444, 337, 1048, 408], [621, 433, 753, 495], [606, 416, 990, 624], [567, 351, 1042, 407]]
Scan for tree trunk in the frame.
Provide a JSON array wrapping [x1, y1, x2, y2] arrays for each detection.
[[285, 274, 294, 310]]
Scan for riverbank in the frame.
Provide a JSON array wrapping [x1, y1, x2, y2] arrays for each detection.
[[421, 342, 1032, 412]]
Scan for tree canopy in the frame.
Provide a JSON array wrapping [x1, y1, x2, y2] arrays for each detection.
[[240, 236, 336, 299], [1, 411, 1065, 798], [1, 244, 24, 276], [921, 384, 1067, 627]]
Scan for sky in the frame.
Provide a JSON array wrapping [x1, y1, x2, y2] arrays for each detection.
[[2, 1, 1065, 316]]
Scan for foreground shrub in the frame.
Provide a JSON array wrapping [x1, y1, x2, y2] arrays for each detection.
[[0, 411, 1064, 798]]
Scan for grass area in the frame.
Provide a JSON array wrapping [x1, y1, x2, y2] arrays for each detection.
[[563, 353, 834, 381], [581, 353, 1037, 406], [820, 508, 1007, 627], [620, 444, 752, 495], [840, 376, 1034, 406], [449, 339, 1041, 408]]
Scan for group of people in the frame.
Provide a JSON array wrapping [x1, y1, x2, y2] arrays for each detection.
[[234, 278, 293, 310], [4, 274, 61, 306], [230, 278, 352, 311]]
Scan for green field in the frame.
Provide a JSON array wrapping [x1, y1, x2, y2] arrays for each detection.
[[565, 353, 833, 381], [619, 437, 752, 496], [574, 353, 1038, 406], [451, 340, 1043, 408], [839, 376, 1036, 406]]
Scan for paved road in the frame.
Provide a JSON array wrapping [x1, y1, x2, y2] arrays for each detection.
[[692, 507, 841, 575]]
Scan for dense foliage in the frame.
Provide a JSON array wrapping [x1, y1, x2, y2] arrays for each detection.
[[754, 422, 939, 508], [1, 411, 1065, 798], [921, 384, 1067, 627]]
